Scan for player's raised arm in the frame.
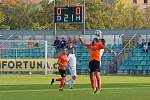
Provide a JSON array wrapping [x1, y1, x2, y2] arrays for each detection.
[[105, 47, 113, 52], [105, 47, 117, 55], [79, 37, 85, 45], [79, 37, 91, 48], [99, 38, 117, 55]]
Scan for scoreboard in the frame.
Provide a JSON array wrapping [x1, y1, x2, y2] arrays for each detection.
[[54, 6, 83, 23]]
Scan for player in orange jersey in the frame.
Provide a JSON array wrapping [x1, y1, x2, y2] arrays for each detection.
[[79, 37, 105, 94], [51, 48, 68, 91]]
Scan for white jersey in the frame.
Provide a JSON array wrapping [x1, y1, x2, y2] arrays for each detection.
[[100, 49, 104, 66], [100, 49, 104, 58], [67, 54, 76, 68]]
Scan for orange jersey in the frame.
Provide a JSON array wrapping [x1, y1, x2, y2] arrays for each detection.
[[58, 53, 68, 70], [83, 43, 105, 61]]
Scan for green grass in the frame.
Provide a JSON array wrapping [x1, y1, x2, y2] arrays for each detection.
[[0, 75, 150, 100]]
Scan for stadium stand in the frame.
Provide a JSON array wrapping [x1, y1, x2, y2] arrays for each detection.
[[0, 48, 45, 59], [75, 44, 123, 74], [0, 30, 149, 75], [0, 40, 120, 74], [119, 44, 150, 75]]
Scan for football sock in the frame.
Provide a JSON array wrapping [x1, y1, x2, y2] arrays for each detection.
[[70, 78, 74, 88], [60, 78, 65, 88], [90, 77, 96, 90], [56, 78, 62, 81], [96, 76, 101, 90]]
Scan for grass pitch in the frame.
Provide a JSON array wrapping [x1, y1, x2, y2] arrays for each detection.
[[0, 75, 150, 100]]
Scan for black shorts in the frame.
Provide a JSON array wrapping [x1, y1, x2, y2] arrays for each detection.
[[59, 69, 66, 78], [89, 60, 100, 72]]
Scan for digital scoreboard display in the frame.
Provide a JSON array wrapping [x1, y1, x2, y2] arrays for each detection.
[[54, 6, 83, 23]]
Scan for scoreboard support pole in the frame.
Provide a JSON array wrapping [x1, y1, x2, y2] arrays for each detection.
[[83, 0, 85, 35], [54, 23, 57, 35], [54, 0, 57, 35]]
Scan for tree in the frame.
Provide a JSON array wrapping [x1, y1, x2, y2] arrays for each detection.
[[111, 1, 133, 29], [30, 0, 54, 29], [0, 9, 5, 23], [129, 6, 145, 29], [0, 9, 10, 30], [143, 7, 150, 28], [0, 0, 149, 30], [85, 0, 118, 29], [0, 0, 21, 8]]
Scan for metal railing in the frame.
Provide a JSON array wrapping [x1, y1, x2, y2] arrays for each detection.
[[117, 33, 137, 72]]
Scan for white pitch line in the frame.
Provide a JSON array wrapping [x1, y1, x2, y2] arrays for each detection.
[[0, 87, 150, 93]]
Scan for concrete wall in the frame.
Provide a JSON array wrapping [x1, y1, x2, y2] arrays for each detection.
[[0, 29, 149, 45], [0, 29, 150, 36]]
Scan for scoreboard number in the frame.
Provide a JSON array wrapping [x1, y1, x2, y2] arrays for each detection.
[[76, 7, 81, 15], [54, 6, 83, 23]]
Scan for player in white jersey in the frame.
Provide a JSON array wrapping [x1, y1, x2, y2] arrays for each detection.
[[95, 30, 104, 66], [67, 47, 77, 89], [99, 41, 104, 67], [95, 30, 116, 65], [95, 30, 116, 92]]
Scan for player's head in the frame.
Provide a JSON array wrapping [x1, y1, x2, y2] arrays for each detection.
[[62, 37, 65, 40], [62, 47, 67, 54], [68, 37, 71, 40], [70, 47, 75, 54], [92, 38, 99, 45], [29, 37, 32, 40], [99, 39, 106, 46]]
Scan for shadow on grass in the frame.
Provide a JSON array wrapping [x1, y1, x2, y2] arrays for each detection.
[[0, 83, 150, 91]]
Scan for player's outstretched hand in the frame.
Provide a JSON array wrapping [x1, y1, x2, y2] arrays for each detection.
[[79, 37, 82, 43], [111, 50, 117, 56], [79, 35, 81, 40]]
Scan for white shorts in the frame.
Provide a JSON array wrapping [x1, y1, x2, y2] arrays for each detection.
[[68, 67, 77, 77]]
